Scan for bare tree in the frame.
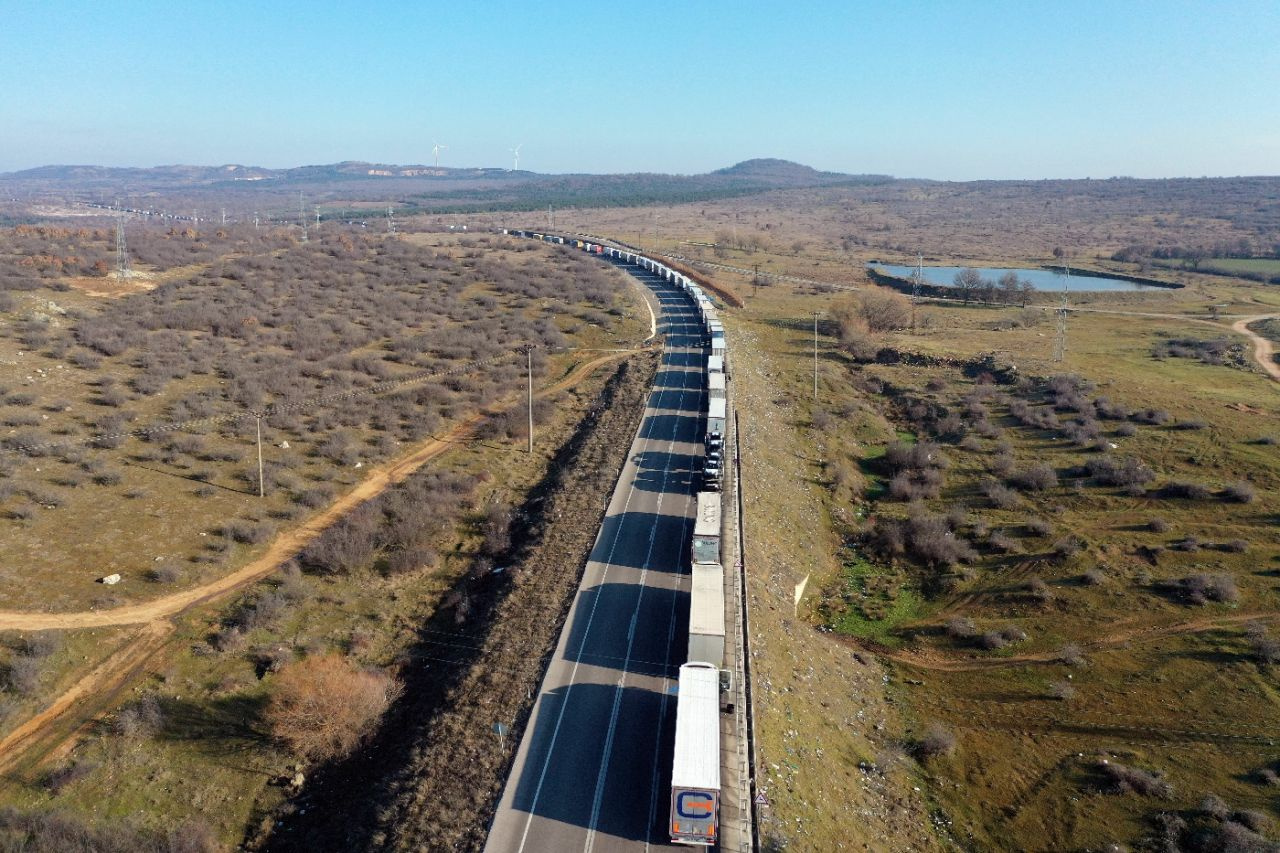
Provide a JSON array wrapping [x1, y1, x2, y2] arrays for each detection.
[[264, 654, 402, 761], [953, 267, 983, 305]]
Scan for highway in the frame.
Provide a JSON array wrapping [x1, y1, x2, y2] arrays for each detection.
[[485, 263, 705, 852]]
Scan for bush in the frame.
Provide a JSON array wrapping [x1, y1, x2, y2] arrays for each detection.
[[4, 656, 42, 694], [979, 631, 1007, 650], [1199, 794, 1232, 820], [1099, 761, 1173, 798], [987, 531, 1020, 554], [1053, 537, 1084, 560], [1058, 643, 1087, 666], [1147, 517, 1170, 533], [883, 441, 947, 472], [1081, 568, 1106, 586], [1156, 481, 1212, 500], [1221, 481, 1257, 503], [982, 480, 1020, 509], [916, 724, 957, 760], [112, 694, 164, 738], [1165, 573, 1239, 606], [1085, 455, 1154, 487], [43, 759, 98, 794], [944, 616, 976, 639], [264, 654, 402, 761], [1048, 680, 1075, 700], [1008, 464, 1058, 492], [1026, 518, 1052, 537], [1026, 576, 1054, 602], [224, 520, 273, 544]]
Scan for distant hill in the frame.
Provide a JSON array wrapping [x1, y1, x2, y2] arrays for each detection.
[[0, 158, 889, 215], [713, 158, 876, 185]]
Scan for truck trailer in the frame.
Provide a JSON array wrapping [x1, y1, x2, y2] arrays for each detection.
[[670, 662, 721, 846], [691, 491, 721, 565], [688, 562, 726, 667]]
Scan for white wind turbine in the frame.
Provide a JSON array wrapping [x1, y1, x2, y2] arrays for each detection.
[[509, 144, 523, 172], [432, 142, 447, 168]]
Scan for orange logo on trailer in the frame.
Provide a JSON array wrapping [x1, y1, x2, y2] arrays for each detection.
[[675, 790, 716, 817]]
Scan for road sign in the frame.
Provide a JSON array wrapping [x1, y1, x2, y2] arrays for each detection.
[[755, 792, 770, 806]]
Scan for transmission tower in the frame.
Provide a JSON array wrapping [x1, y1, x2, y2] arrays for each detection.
[[115, 216, 130, 280], [386, 206, 396, 234], [911, 252, 923, 331], [1053, 260, 1070, 363]]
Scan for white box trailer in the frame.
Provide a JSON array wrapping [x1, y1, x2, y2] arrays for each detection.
[[688, 562, 725, 667], [707, 371, 726, 402], [670, 662, 721, 846], [707, 397, 726, 437], [707, 354, 724, 375], [691, 492, 721, 565]]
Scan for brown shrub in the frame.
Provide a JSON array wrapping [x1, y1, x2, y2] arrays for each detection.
[[264, 654, 402, 762], [1099, 761, 1173, 798], [916, 724, 957, 760]]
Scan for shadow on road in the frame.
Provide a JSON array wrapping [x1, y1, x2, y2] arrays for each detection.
[[590, 511, 690, 572], [565, 582, 689, 678], [512, 682, 676, 844]]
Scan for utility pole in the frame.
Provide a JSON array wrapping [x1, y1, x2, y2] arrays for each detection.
[[753, 264, 761, 300], [299, 192, 308, 243], [813, 311, 820, 402], [255, 414, 265, 498], [526, 347, 534, 454]]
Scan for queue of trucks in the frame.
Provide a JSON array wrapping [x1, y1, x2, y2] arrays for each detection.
[[502, 229, 732, 848]]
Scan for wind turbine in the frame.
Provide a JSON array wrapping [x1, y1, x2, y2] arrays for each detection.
[[432, 142, 447, 168], [509, 144, 523, 172]]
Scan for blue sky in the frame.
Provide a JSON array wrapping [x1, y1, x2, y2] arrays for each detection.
[[1, 0, 1276, 179]]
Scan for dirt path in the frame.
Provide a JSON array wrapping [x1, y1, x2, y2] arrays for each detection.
[[871, 610, 1277, 672], [0, 351, 632, 775], [1231, 314, 1280, 381], [0, 621, 174, 774]]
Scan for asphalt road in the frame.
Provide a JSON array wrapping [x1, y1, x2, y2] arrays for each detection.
[[486, 264, 706, 852]]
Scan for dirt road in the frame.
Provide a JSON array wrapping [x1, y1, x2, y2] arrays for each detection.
[[0, 351, 632, 775], [1231, 314, 1280, 381]]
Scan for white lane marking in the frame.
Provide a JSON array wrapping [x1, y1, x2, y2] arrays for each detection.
[[515, 281, 699, 853], [584, 316, 698, 852], [644, 521, 690, 853]]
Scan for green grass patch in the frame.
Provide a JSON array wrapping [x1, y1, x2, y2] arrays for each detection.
[[825, 554, 926, 645]]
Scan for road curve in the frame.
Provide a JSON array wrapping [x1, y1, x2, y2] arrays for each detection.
[[486, 264, 704, 852], [1231, 314, 1280, 381]]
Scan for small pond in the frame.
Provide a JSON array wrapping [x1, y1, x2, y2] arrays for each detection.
[[869, 263, 1171, 292]]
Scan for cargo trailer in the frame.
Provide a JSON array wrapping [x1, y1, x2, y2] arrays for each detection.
[[688, 562, 725, 667], [670, 662, 721, 846]]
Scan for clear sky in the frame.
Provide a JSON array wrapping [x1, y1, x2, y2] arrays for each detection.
[[1, 0, 1276, 179]]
